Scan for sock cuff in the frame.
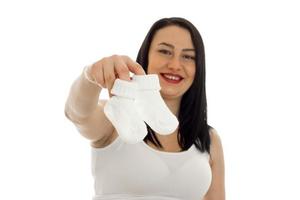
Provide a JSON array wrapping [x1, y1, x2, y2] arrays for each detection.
[[132, 74, 161, 90], [111, 79, 137, 99]]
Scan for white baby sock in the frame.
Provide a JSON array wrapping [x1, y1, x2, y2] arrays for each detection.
[[103, 79, 147, 144], [132, 74, 179, 135]]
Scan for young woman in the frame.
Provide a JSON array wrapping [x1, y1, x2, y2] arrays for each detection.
[[65, 17, 225, 200]]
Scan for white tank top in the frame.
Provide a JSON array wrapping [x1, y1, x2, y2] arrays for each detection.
[[91, 136, 212, 200]]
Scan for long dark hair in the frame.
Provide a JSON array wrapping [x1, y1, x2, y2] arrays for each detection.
[[136, 17, 213, 153]]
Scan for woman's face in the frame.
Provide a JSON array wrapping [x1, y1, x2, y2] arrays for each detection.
[[147, 25, 196, 100]]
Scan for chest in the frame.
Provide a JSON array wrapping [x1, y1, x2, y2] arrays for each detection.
[[92, 143, 212, 199]]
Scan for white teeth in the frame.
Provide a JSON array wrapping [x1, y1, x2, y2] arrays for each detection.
[[163, 74, 181, 81]]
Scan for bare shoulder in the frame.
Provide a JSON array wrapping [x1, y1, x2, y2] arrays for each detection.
[[208, 128, 224, 166], [209, 128, 222, 146], [91, 128, 118, 148], [202, 128, 226, 199]]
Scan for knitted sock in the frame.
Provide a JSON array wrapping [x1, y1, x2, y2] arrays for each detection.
[[132, 74, 179, 135], [104, 79, 147, 144]]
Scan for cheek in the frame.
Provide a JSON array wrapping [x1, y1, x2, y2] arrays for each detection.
[[147, 53, 157, 73], [147, 59, 162, 73], [147, 62, 156, 74], [187, 65, 196, 79]]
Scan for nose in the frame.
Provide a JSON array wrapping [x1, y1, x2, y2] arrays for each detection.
[[167, 55, 182, 71]]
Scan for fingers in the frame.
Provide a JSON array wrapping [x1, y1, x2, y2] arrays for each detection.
[[91, 62, 104, 88], [102, 57, 116, 96], [89, 55, 146, 98], [114, 56, 131, 81], [122, 56, 146, 75]]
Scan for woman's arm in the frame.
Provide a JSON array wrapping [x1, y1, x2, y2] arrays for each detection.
[[64, 65, 115, 142], [65, 65, 102, 122], [203, 128, 226, 200]]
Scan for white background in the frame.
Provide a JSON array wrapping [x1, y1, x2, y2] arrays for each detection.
[[0, 0, 299, 199]]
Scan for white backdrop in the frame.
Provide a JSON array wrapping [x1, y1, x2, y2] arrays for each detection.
[[0, 0, 299, 199]]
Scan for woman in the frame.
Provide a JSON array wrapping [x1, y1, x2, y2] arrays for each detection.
[[65, 17, 225, 200]]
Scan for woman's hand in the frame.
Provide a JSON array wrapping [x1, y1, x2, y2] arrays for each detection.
[[89, 55, 146, 97]]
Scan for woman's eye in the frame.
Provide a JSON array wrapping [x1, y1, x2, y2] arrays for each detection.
[[158, 49, 172, 55], [183, 55, 195, 60]]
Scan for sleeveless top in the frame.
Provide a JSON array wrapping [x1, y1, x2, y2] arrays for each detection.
[[91, 136, 212, 200]]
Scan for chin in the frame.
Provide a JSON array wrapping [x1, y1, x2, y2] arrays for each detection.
[[160, 90, 182, 100]]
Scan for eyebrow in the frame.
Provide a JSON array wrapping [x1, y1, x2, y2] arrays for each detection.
[[158, 42, 195, 52]]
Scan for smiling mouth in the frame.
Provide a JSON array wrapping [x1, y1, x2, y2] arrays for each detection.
[[160, 73, 183, 84]]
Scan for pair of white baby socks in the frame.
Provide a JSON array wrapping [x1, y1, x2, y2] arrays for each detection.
[[103, 74, 179, 144]]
